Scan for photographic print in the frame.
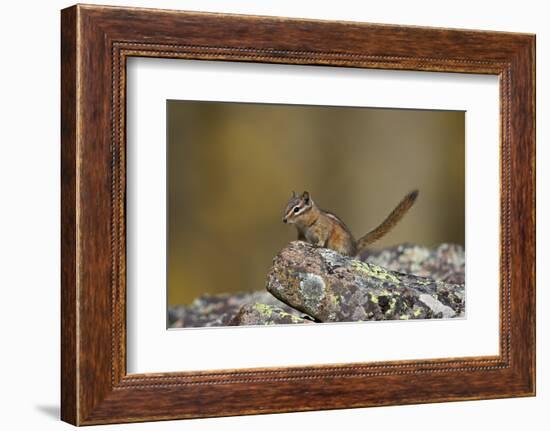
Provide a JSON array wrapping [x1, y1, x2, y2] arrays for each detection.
[[167, 101, 465, 328]]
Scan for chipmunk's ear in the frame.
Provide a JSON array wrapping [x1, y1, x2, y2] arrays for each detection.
[[302, 191, 310, 203], [291, 191, 297, 198]]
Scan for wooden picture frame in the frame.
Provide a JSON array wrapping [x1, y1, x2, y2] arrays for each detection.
[[61, 4, 535, 425]]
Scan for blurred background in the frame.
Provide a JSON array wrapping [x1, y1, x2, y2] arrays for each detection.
[[167, 101, 465, 306]]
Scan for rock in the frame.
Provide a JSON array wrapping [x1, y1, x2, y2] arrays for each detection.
[[361, 243, 465, 284], [228, 303, 313, 326], [266, 241, 465, 323], [168, 290, 304, 328], [169, 242, 466, 328]]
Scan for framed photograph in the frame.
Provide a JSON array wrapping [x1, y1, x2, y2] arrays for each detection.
[[61, 4, 535, 425]]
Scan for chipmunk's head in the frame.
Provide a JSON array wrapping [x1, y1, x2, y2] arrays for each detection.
[[282, 191, 313, 224]]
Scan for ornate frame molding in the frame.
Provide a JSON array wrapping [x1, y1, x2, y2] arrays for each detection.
[[61, 5, 535, 425]]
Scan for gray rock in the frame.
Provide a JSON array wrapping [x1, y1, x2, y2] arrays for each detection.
[[228, 303, 313, 326], [266, 241, 465, 323], [168, 290, 304, 328], [418, 294, 456, 319], [361, 243, 465, 284]]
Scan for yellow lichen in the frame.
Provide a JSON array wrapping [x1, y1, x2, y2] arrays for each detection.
[[278, 310, 304, 323], [351, 261, 400, 283], [386, 297, 397, 313], [253, 303, 273, 317]]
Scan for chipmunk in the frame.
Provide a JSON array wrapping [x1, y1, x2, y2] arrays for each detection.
[[282, 190, 418, 257]]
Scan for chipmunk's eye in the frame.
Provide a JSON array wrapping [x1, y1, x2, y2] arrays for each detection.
[[293, 206, 300, 213]]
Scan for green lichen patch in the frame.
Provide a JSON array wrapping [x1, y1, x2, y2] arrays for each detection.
[[299, 273, 326, 313], [252, 303, 274, 317], [351, 260, 400, 283], [385, 297, 397, 314], [277, 310, 307, 323]]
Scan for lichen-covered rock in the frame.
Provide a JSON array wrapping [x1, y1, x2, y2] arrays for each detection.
[[361, 243, 465, 284], [266, 241, 465, 323], [168, 290, 304, 328], [228, 303, 313, 326]]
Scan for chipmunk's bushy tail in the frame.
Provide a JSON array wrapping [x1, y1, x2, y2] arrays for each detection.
[[356, 190, 419, 254]]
